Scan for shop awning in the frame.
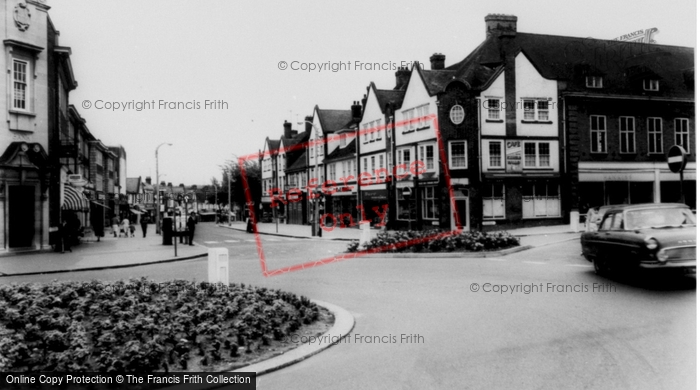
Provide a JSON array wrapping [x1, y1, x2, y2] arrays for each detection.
[[62, 185, 90, 211]]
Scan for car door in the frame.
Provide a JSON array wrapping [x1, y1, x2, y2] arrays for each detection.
[[583, 212, 614, 259]]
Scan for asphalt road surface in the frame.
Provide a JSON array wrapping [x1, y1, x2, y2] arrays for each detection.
[[3, 223, 695, 390]]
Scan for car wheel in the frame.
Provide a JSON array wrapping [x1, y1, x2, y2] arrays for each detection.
[[593, 257, 607, 276]]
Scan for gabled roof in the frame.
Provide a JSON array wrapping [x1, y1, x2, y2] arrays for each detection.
[[373, 83, 406, 112], [324, 139, 356, 163], [315, 107, 355, 133], [126, 177, 141, 193], [286, 150, 308, 172], [436, 32, 694, 98]]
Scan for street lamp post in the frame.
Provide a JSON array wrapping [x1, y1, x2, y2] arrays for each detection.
[[155, 142, 172, 235]]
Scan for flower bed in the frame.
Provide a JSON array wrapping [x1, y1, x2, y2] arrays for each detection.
[[347, 230, 519, 253], [0, 278, 326, 372]]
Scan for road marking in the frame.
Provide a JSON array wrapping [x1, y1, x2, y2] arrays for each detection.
[[246, 239, 257, 242], [224, 240, 239, 243], [203, 241, 219, 244], [522, 261, 546, 265]]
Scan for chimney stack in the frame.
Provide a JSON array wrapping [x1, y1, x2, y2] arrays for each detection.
[[351, 100, 363, 122], [394, 67, 411, 90], [145, 176, 152, 185], [430, 53, 446, 70], [283, 120, 292, 138], [485, 14, 517, 38], [304, 116, 314, 133]]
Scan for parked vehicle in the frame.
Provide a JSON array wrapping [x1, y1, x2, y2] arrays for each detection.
[[581, 203, 696, 276], [585, 204, 624, 232]]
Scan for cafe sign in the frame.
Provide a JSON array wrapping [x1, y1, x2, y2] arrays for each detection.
[[506, 140, 522, 173]]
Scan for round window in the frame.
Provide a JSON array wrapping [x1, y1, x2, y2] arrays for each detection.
[[450, 105, 465, 125]]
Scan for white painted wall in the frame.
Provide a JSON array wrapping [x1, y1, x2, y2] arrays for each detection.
[[479, 72, 506, 137], [515, 53, 559, 137]]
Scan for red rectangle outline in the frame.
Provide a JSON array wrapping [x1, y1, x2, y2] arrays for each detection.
[[238, 114, 463, 277]]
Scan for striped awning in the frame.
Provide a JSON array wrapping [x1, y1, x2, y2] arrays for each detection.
[[62, 185, 90, 211]]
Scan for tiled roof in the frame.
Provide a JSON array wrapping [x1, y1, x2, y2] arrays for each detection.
[[316, 108, 354, 133], [375, 87, 406, 112], [324, 139, 356, 163], [439, 33, 694, 98], [286, 150, 307, 172], [125, 177, 141, 193]]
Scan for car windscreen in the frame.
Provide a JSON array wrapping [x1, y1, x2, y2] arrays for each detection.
[[625, 208, 697, 230]]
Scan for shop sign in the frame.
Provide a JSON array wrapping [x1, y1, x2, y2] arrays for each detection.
[[506, 140, 522, 173]]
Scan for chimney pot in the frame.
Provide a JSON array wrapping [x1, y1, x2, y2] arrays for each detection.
[[283, 120, 292, 138], [430, 53, 446, 70], [351, 100, 363, 122], [145, 176, 152, 185], [394, 67, 411, 90], [304, 116, 313, 133]]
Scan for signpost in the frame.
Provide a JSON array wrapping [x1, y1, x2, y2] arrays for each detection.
[[667, 145, 688, 204]]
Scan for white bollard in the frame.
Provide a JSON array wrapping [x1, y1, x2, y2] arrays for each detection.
[[359, 221, 371, 247], [208, 247, 229, 285], [570, 210, 580, 233]]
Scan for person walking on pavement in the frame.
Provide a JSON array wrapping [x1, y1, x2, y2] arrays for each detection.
[[121, 216, 130, 238], [59, 220, 72, 253], [187, 212, 197, 245], [140, 214, 149, 238], [111, 215, 120, 238]]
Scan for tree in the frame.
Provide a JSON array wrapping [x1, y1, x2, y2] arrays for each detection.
[[218, 158, 262, 214]]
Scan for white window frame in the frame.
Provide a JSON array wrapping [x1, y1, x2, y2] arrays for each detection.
[[396, 148, 413, 176], [674, 118, 690, 151], [11, 57, 31, 112], [523, 141, 551, 168], [619, 116, 636, 154], [487, 99, 501, 120], [418, 143, 436, 172], [422, 186, 438, 220], [586, 76, 603, 88], [522, 99, 550, 121], [643, 79, 659, 91], [448, 140, 467, 170], [483, 184, 506, 220], [363, 123, 369, 142], [375, 119, 383, 140], [402, 108, 416, 131], [487, 141, 504, 169], [417, 104, 430, 128], [647, 117, 663, 154], [450, 105, 465, 125], [590, 115, 607, 153]]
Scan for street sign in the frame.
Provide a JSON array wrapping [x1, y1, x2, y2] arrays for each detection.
[[667, 145, 688, 173]]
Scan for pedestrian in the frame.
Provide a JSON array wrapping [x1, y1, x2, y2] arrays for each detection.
[[60, 220, 72, 253], [140, 214, 149, 238], [93, 214, 104, 242], [129, 217, 136, 237], [111, 215, 120, 238], [121, 216, 130, 238], [187, 212, 197, 245]]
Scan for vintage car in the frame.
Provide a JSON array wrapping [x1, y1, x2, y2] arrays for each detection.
[[581, 203, 696, 275], [585, 204, 624, 232]]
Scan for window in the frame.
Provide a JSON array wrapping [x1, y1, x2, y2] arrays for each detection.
[[522, 183, 560, 218], [523, 142, 551, 168], [363, 158, 368, 174], [418, 144, 435, 171], [417, 105, 429, 128], [397, 148, 412, 176], [12, 58, 29, 111], [448, 141, 467, 169], [523, 100, 550, 121], [487, 99, 500, 120], [363, 124, 369, 142], [483, 184, 505, 219], [647, 117, 663, 154], [590, 115, 607, 153], [329, 164, 336, 181], [340, 135, 347, 147], [422, 187, 438, 220], [371, 156, 375, 173], [488, 141, 503, 168], [403, 108, 415, 131], [379, 154, 384, 169], [375, 120, 383, 140], [342, 161, 347, 178], [586, 76, 603, 88], [674, 118, 690, 151], [450, 105, 465, 125], [619, 117, 635, 153], [643, 79, 659, 91]]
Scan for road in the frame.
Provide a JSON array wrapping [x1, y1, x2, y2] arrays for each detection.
[[3, 223, 695, 390]]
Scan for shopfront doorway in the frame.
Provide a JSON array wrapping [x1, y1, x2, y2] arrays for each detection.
[[8, 185, 35, 248]]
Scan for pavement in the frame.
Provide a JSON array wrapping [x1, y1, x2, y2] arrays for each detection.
[[0, 221, 583, 277]]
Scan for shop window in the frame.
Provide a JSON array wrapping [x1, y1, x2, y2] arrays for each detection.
[[674, 118, 690, 151], [422, 186, 438, 220], [647, 117, 663, 154], [396, 188, 416, 221], [483, 184, 505, 219], [619, 117, 636, 153], [522, 183, 560, 218]]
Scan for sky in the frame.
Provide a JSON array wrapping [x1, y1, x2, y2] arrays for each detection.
[[48, 0, 696, 186]]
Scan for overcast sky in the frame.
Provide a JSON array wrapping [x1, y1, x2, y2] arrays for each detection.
[[48, 0, 696, 186]]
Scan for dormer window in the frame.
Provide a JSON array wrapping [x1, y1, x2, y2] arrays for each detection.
[[643, 79, 659, 91], [586, 76, 603, 88]]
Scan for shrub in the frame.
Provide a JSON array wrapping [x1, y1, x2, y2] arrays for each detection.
[[0, 278, 319, 372], [346, 229, 519, 253]]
